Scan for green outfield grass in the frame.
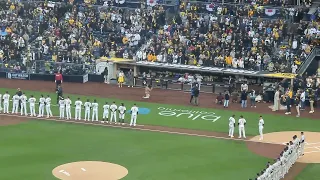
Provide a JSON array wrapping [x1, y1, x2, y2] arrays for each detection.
[[0, 87, 319, 180], [0, 121, 268, 180]]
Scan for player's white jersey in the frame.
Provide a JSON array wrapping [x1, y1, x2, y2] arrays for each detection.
[[91, 102, 99, 110], [65, 99, 72, 108], [39, 97, 46, 105], [84, 102, 91, 110], [259, 119, 264, 127], [3, 94, 10, 102], [59, 99, 66, 107], [28, 97, 36, 106], [118, 106, 126, 114], [75, 100, 83, 109], [238, 118, 246, 127], [45, 97, 51, 106], [110, 104, 117, 112], [103, 104, 110, 112], [229, 117, 235, 127], [12, 95, 20, 103], [131, 106, 139, 115], [21, 95, 27, 103]]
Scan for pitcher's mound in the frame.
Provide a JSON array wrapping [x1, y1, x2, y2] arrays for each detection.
[[250, 131, 320, 163], [52, 161, 128, 180]]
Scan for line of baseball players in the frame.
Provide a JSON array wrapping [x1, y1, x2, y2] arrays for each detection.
[[0, 91, 139, 126], [254, 132, 305, 180], [228, 115, 264, 140]]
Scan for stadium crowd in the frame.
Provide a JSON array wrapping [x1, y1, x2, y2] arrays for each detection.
[[30, 2, 166, 65], [0, 0, 318, 75], [139, 2, 319, 73], [0, 1, 69, 71]]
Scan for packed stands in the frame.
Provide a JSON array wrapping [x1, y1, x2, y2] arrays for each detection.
[[140, 1, 319, 73], [31, 1, 166, 67], [0, 1, 69, 72]]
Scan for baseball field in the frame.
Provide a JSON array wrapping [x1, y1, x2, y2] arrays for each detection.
[[0, 79, 319, 180]]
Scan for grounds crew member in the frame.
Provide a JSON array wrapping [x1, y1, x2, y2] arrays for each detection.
[[56, 85, 63, 104]]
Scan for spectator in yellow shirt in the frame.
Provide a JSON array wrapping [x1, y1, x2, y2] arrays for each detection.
[[225, 56, 232, 66], [122, 36, 128, 44]]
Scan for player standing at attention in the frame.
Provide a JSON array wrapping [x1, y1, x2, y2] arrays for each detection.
[[84, 99, 91, 121], [38, 95, 46, 117], [20, 92, 28, 116], [238, 115, 247, 138], [12, 92, 20, 114], [118, 103, 126, 125], [3, 91, 10, 114], [102, 102, 109, 123], [28, 95, 36, 116], [258, 116, 264, 140], [110, 102, 117, 123], [59, 97, 66, 119], [130, 104, 139, 126], [91, 99, 99, 121], [228, 115, 236, 138], [300, 132, 305, 156], [74, 98, 82, 120], [45, 95, 53, 118], [65, 96, 72, 120]]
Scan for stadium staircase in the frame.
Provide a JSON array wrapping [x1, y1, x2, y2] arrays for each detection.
[[297, 47, 320, 75]]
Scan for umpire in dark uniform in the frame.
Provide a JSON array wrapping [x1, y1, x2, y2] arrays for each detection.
[[17, 88, 22, 109], [56, 85, 63, 104]]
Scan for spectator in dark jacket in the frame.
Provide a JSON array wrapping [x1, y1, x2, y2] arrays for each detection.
[[241, 91, 248, 108]]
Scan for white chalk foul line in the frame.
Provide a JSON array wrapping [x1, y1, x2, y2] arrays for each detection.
[[304, 150, 320, 154], [0, 113, 285, 146], [305, 142, 320, 146]]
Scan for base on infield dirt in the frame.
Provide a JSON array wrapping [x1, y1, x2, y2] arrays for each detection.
[[249, 131, 320, 163], [52, 161, 128, 180]]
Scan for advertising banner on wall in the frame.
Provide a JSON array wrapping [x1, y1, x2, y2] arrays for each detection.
[[6, 73, 30, 80]]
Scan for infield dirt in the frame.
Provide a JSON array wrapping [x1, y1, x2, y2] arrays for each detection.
[[0, 79, 319, 179]]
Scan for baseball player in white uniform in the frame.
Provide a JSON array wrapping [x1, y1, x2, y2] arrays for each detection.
[[12, 93, 20, 114], [84, 99, 91, 121], [258, 116, 264, 140], [20, 93, 28, 116], [118, 103, 126, 125], [28, 95, 36, 116], [110, 102, 118, 123], [45, 95, 53, 118], [228, 115, 236, 138], [65, 96, 72, 120], [130, 104, 139, 126], [74, 98, 83, 120], [59, 97, 66, 119], [102, 102, 109, 123], [38, 95, 46, 117], [300, 132, 305, 156], [91, 99, 99, 121], [238, 115, 246, 138], [3, 91, 10, 114]]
